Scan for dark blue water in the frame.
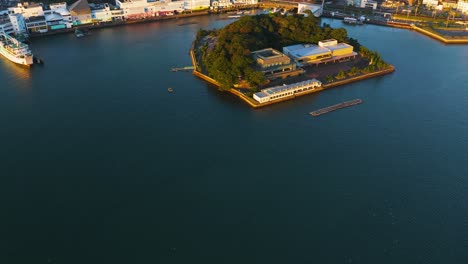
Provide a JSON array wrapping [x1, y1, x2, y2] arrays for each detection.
[[1, 15, 468, 263]]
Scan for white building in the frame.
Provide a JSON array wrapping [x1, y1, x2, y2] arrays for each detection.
[[422, 0, 439, 7], [115, 0, 184, 19], [232, 0, 257, 5], [25, 15, 48, 33], [297, 3, 323, 17], [9, 13, 27, 33], [90, 3, 113, 22], [0, 14, 14, 34], [115, 0, 185, 19], [253, 79, 322, 103], [211, 0, 233, 9], [8, 2, 44, 19], [347, 0, 377, 9], [457, 0, 468, 14], [50, 2, 72, 23], [184, 0, 211, 11]]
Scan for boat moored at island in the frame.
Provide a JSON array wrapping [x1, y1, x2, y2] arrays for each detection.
[[0, 32, 34, 67]]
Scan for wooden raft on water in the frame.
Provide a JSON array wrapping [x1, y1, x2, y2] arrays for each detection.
[[310, 99, 363, 117]]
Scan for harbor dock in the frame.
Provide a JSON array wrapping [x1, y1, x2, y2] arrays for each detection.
[[171, 66, 194, 72], [310, 99, 363, 117]]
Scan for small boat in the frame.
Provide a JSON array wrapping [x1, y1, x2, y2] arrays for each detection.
[[33, 56, 44, 65], [168, 87, 173, 93], [74, 29, 85, 38], [228, 15, 241, 18]]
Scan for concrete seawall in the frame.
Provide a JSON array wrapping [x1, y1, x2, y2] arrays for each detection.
[[410, 25, 468, 44], [30, 11, 211, 38]]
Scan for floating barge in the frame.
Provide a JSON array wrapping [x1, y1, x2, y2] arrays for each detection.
[[310, 99, 362, 117]]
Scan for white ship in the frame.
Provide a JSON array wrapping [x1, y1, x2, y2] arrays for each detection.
[[0, 31, 34, 66]]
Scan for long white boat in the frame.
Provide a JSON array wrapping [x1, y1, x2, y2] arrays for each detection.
[[0, 31, 34, 67]]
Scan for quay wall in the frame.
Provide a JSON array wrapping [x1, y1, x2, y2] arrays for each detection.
[[322, 66, 395, 90], [410, 25, 468, 44], [30, 11, 211, 38]]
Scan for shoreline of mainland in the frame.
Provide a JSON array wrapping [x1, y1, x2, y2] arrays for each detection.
[[24, 2, 468, 45]]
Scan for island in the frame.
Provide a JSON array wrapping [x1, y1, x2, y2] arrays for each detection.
[[190, 11, 395, 108]]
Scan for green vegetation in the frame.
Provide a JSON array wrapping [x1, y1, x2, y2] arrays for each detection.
[[358, 46, 391, 73], [196, 13, 355, 90]]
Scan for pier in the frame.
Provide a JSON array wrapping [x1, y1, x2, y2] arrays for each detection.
[[171, 66, 194, 72], [310, 99, 362, 117]]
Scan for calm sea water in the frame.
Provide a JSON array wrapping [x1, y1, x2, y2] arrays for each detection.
[[1, 15, 468, 264]]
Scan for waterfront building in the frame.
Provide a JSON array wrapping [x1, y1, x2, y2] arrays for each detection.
[[9, 13, 26, 33], [442, 0, 458, 9], [422, 0, 439, 8], [318, 39, 353, 57], [232, 0, 258, 5], [44, 11, 71, 30], [69, 0, 92, 25], [115, 0, 184, 20], [251, 48, 298, 80], [253, 79, 322, 103], [90, 3, 113, 22], [8, 2, 44, 18], [457, 0, 468, 14], [50, 2, 72, 24], [0, 13, 13, 34], [283, 39, 355, 66], [184, 0, 210, 11], [25, 15, 47, 33], [210, 0, 233, 9], [347, 0, 377, 9], [283, 43, 331, 65], [297, 3, 323, 17]]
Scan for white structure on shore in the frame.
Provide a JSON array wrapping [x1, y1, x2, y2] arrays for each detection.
[[253, 79, 322, 103], [115, 0, 185, 19], [8, 2, 44, 19], [347, 0, 377, 9], [457, 0, 468, 14], [8, 13, 27, 33], [298, 3, 323, 17], [0, 14, 14, 34], [422, 0, 439, 7], [210, 0, 233, 9], [184, 0, 211, 11], [90, 3, 113, 22]]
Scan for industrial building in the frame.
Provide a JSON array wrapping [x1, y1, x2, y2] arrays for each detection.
[[282, 39, 356, 66], [253, 79, 322, 103]]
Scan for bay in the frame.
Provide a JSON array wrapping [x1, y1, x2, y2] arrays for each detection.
[[1, 15, 468, 263]]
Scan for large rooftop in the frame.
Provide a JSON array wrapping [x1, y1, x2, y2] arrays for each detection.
[[284, 44, 330, 58]]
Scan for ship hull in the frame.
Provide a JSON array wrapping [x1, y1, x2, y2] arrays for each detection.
[[0, 46, 33, 66]]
